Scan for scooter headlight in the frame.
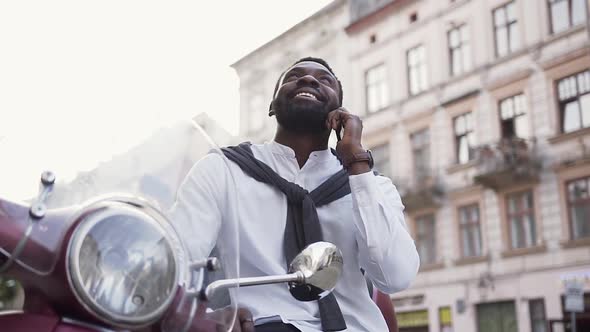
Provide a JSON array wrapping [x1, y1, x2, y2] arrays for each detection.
[[67, 197, 182, 329]]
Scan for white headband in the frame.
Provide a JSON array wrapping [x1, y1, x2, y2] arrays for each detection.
[[273, 61, 336, 99]]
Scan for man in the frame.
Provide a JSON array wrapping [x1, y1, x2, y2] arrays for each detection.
[[171, 57, 419, 331]]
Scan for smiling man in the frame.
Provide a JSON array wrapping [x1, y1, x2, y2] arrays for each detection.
[[172, 57, 419, 332]]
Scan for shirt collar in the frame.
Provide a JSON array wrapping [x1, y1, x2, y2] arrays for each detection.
[[267, 140, 333, 162]]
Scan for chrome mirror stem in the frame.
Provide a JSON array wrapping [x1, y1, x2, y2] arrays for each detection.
[[201, 271, 304, 301], [189, 257, 220, 271], [30, 171, 55, 219]]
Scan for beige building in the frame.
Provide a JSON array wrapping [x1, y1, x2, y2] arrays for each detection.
[[233, 1, 590, 331]]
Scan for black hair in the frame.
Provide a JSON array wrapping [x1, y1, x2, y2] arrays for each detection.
[[270, 57, 343, 112]]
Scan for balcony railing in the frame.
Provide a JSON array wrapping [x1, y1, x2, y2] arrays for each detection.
[[474, 138, 541, 190], [397, 171, 444, 212]]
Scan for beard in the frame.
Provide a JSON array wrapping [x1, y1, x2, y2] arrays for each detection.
[[273, 99, 330, 134]]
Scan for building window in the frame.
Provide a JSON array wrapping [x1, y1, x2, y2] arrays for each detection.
[[365, 64, 389, 113], [448, 24, 472, 76], [493, 1, 520, 57], [415, 214, 436, 265], [439, 307, 454, 332], [407, 45, 428, 95], [476, 301, 518, 332], [454, 112, 475, 164], [500, 93, 529, 138], [411, 129, 430, 182], [557, 70, 590, 133], [549, 0, 588, 34], [529, 299, 547, 332], [567, 176, 590, 240], [506, 190, 537, 249], [371, 143, 390, 177], [459, 204, 482, 257]]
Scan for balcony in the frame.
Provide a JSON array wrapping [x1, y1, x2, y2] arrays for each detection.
[[398, 172, 444, 213], [474, 138, 541, 191]]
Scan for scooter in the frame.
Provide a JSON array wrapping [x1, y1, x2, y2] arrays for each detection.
[[0, 121, 344, 332]]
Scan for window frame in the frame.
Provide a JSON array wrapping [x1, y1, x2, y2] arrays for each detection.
[[453, 112, 475, 165], [566, 175, 590, 240], [505, 189, 537, 249], [499, 93, 529, 139], [555, 69, 590, 134], [364, 63, 390, 113], [448, 24, 471, 77], [548, 0, 588, 34], [450, 187, 486, 263], [410, 128, 431, 182], [407, 44, 428, 96], [554, 159, 590, 244], [493, 1, 519, 58], [414, 213, 437, 265], [498, 184, 545, 255], [458, 203, 483, 258]]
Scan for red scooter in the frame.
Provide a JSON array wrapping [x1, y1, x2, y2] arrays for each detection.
[[0, 121, 344, 332]]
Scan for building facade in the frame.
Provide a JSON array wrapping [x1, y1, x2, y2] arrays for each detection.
[[233, 1, 590, 331]]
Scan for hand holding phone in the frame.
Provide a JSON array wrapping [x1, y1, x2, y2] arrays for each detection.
[[326, 108, 371, 174], [325, 107, 363, 145], [326, 107, 372, 175]]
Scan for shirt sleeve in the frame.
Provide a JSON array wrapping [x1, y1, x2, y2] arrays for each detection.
[[349, 171, 420, 294], [168, 153, 228, 261]]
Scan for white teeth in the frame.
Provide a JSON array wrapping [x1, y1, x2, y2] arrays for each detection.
[[295, 92, 317, 100]]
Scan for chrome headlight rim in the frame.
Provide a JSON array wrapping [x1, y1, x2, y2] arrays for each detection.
[[66, 195, 182, 329]]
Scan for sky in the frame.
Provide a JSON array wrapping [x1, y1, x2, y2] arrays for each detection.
[[0, 0, 332, 198]]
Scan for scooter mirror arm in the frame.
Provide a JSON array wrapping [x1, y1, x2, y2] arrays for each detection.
[[189, 257, 220, 271], [29, 171, 56, 219], [199, 271, 305, 301]]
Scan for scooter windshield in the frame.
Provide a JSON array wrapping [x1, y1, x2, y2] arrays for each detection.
[[0, 119, 241, 331]]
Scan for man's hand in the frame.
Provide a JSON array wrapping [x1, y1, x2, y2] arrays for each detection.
[[234, 307, 255, 332], [229, 307, 255, 332], [326, 107, 370, 175]]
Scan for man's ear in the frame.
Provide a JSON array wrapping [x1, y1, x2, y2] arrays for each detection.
[[268, 101, 275, 117]]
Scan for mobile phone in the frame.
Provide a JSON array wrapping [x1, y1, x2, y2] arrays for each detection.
[[330, 109, 343, 142]]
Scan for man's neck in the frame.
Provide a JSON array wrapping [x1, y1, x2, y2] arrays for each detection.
[[274, 127, 330, 168]]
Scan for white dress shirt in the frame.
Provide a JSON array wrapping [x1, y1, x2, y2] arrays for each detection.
[[170, 141, 419, 332]]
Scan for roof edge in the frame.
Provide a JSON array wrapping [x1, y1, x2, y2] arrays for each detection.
[[345, 0, 414, 35], [230, 0, 345, 69]]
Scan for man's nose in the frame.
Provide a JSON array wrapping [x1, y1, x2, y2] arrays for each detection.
[[296, 75, 320, 88]]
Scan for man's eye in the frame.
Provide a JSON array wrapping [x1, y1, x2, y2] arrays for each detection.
[[320, 76, 333, 84], [285, 74, 299, 81]]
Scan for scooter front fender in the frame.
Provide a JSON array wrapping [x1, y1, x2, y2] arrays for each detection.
[[0, 312, 98, 332]]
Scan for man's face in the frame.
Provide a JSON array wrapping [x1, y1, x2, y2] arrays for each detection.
[[272, 61, 341, 133]]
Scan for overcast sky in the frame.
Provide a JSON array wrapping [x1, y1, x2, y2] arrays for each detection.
[[0, 1, 332, 198]]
